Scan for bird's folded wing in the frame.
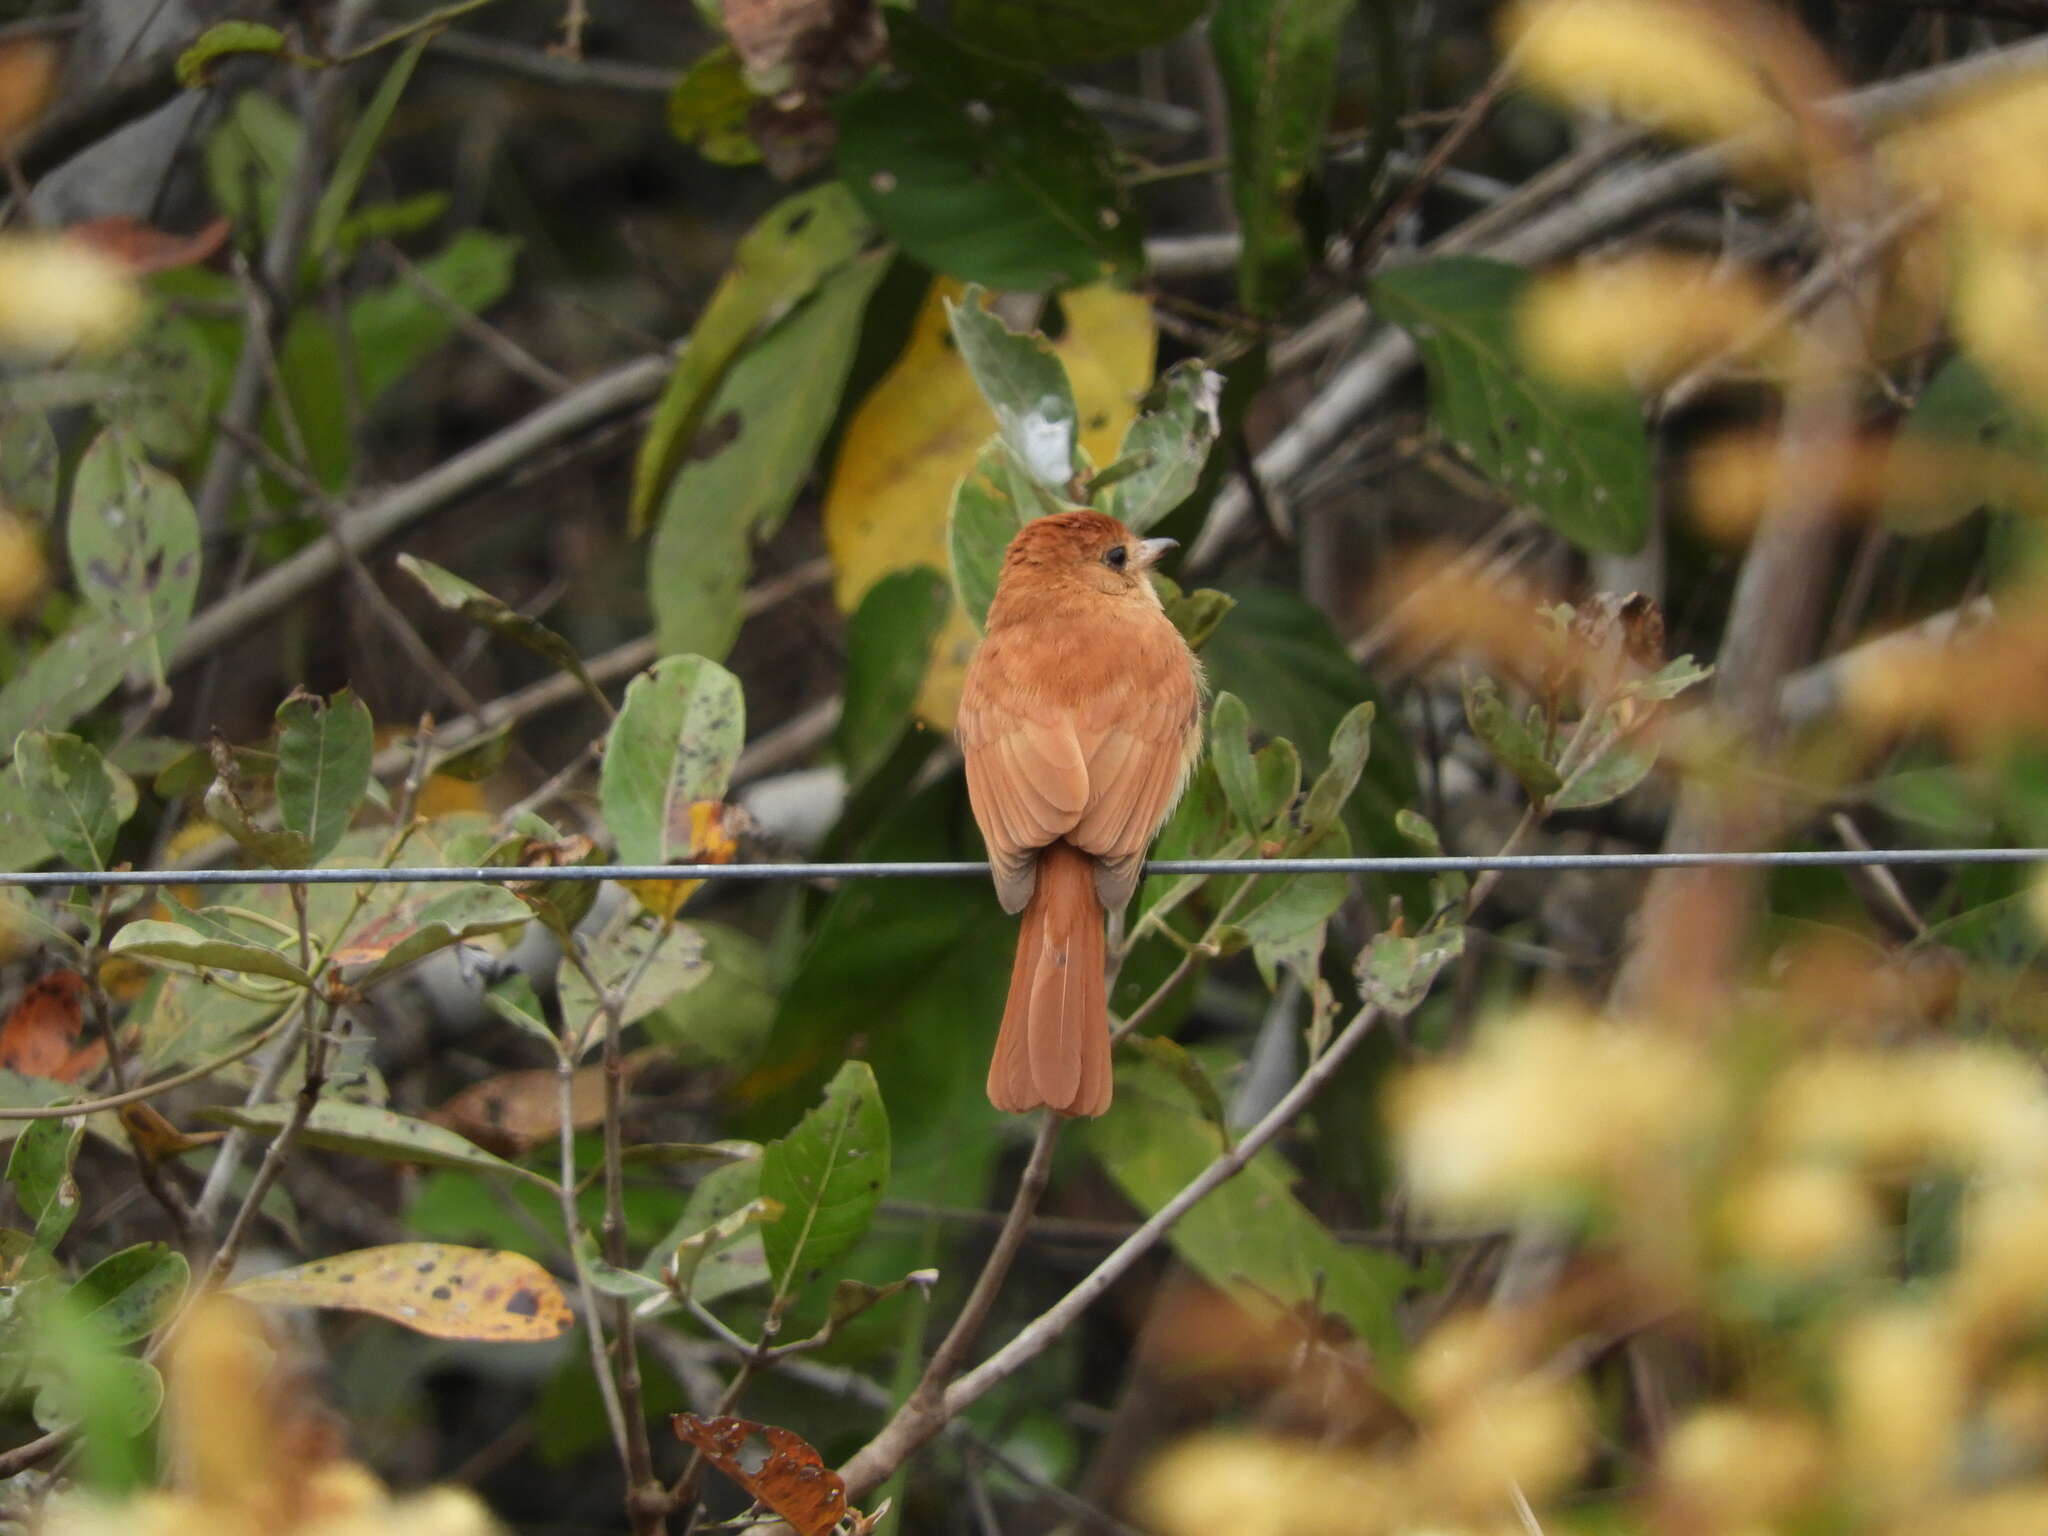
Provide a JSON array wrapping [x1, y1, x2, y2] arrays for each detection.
[[1069, 665, 1199, 909], [959, 690, 1090, 913]]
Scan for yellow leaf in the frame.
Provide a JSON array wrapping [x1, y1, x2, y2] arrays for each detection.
[[0, 234, 142, 356], [822, 280, 1155, 727], [228, 1242, 573, 1342], [0, 509, 45, 620], [625, 798, 743, 919]]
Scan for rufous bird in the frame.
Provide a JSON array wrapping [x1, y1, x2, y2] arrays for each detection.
[[957, 510, 1205, 1117]]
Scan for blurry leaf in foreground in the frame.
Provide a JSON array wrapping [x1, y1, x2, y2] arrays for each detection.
[[0, 509, 48, 620], [0, 236, 143, 356], [1952, 229, 2048, 426], [672, 1415, 863, 1536], [0, 36, 59, 146], [1882, 355, 2048, 535], [1518, 252, 1788, 393], [229, 1243, 572, 1342], [64, 217, 230, 276], [1500, 0, 1801, 178], [0, 970, 105, 1083], [823, 278, 1152, 725], [66, 429, 202, 693]]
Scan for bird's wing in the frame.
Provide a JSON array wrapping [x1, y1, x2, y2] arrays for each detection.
[[959, 633, 1091, 913], [1068, 633, 1202, 910]]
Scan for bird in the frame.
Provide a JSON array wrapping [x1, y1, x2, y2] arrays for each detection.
[[957, 509, 1205, 1117]]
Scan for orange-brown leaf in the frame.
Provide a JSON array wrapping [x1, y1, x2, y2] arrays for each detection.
[[673, 1414, 856, 1536], [0, 39, 58, 147], [425, 1048, 664, 1158], [0, 970, 106, 1083], [118, 1101, 226, 1164], [64, 216, 230, 275]]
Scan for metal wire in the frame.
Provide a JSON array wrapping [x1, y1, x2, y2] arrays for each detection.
[[1, 847, 2043, 889]]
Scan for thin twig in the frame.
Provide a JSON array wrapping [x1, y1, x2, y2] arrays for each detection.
[[837, 1005, 1385, 1500]]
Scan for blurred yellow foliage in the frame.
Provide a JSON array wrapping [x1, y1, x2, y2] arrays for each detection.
[[1499, 0, 1801, 177], [1518, 252, 1788, 392], [0, 508, 47, 619], [41, 1297, 502, 1536], [821, 280, 1153, 727], [0, 235, 142, 357]]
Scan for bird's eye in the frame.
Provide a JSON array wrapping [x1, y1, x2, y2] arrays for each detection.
[[1103, 545, 1128, 571]]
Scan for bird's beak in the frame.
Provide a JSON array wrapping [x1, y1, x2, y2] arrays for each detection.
[[1134, 537, 1180, 571]]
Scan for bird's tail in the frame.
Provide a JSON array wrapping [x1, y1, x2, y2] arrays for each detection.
[[988, 841, 1112, 1117]]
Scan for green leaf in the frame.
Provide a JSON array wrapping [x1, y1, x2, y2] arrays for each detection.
[[1462, 674, 1562, 801], [781, 1268, 938, 1350], [1357, 926, 1465, 1017], [628, 183, 874, 532], [0, 409, 58, 521], [204, 90, 301, 235], [949, 440, 1057, 630], [661, 1195, 783, 1303], [199, 1100, 554, 1189], [310, 34, 430, 259], [642, 922, 778, 1072], [429, 725, 512, 783], [274, 688, 373, 864], [1252, 737, 1302, 832], [759, 1060, 891, 1294], [1211, 0, 1348, 314], [176, 21, 287, 88], [601, 656, 746, 865], [668, 46, 762, 166], [338, 884, 536, 985], [837, 567, 950, 785], [67, 430, 202, 692], [644, 1158, 773, 1306], [1236, 828, 1349, 946], [72, 1244, 189, 1344], [201, 752, 311, 870], [1300, 701, 1375, 840], [1374, 257, 1651, 554], [954, 0, 1208, 64], [1122, 1035, 1230, 1146], [1553, 734, 1657, 810], [947, 294, 1081, 487], [650, 252, 888, 662], [1102, 363, 1224, 531], [12, 731, 131, 871], [1087, 1054, 1404, 1358], [557, 917, 707, 1047], [1158, 580, 1236, 652], [110, 920, 313, 987], [7, 1118, 83, 1251], [1209, 693, 1261, 834], [397, 556, 606, 709], [835, 12, 1142, 292], [1395, 807, 1443, 855], [0, 618, 131, 750]]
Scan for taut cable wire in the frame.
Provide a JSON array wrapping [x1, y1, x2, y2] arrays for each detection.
[[1, 847, 2043, 889]]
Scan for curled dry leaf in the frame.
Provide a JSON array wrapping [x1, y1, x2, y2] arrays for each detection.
[[0, 970, 106, 1083], [63, 216, 231, 276], [426, 1046, 667, 1158], [118, 1101, 226, 1165], [229, 1243, 573, 1342], [723, 0, 886, 177], [673, 1413, 863, 1536]]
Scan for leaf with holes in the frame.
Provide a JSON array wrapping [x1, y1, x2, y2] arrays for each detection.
[[1373, 257, 1650, 554], [65, 430, 201, 691], [650, 251, 887, 663], [602, 656, 746, 865], [274, 688, 372, 864], [11, 731, 132, 871], [229, 1243, 572, 1342], [759, 1059, 890, 1294], [835, 12, 1141, 292], [948, 293, 1081, 487], [1101, 362, 1225, 531], [629, 184, 873, 532], [673, 1415, 860, 1536]]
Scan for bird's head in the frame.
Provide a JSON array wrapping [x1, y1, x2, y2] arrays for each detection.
[[997, 510, 1179, 604]]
